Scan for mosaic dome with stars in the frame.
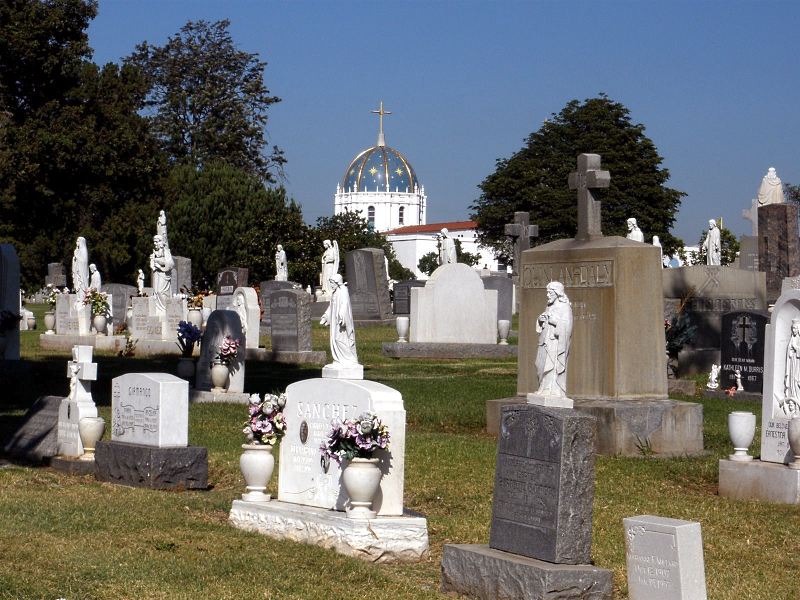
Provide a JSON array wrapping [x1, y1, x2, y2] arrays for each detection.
[[342, 145, 419, 193]]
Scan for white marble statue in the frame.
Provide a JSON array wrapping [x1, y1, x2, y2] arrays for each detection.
[[320, 274, 359, 367], [707, 364, 720, 390], [652, 235, 665, 268], [783, 319, 800, 413], [157, 209, 168, 246], [757, 167, 785, 206], [626, 218, 644, 242], [89, 263, 102, 290], [702, 219, 721, 266], [136, 269, 145, 295], [275, 244, 288, 281], [534, 281, 573, 398], [438, 228, 457, 265], [71, 236, 89, 301], [320, 239, 340, 297], [149, 234, 174, 314]]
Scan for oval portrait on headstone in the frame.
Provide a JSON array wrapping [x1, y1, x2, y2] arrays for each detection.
[[299, 420, 308, 444]]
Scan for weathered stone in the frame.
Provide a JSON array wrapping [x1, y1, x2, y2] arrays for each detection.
[[45, 263, 67, 288], [259, 280, 295, 325], [718, 459, 800, 504], [215, 266, 248, 310], [101, 283, 136, 324], [228, 286, 260, 349], [737, 235, 759, 271], [392, 279, 424, 315], [229, 500, 429, 564], [719, 310, 768, 393], [344, 248, 392, 320], [94, 441, 208, 489], [172, 255, 192, 296], [2, 396, 62, 462], [758, 203, 800, 303], [441, 544, 612, 600], [269, 289, 311, 352], [489, 404, 596, 564]]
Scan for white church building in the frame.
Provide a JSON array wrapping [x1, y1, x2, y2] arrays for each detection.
[[334, 102, 503, 278]]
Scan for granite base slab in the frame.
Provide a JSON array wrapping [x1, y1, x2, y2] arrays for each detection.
[[228, 499, 429, 564], [486, 397, 704, 456], [39, 334, 127, 353], [382, 342, 517, 359], [718, 459, 800, 504], [50, 456, 97, 476], [94, 441, 208, 490], [190, 390, 251, 404], [441, 544, 612, 600]]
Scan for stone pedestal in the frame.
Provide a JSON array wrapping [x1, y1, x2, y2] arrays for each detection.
[[94, 441, 208, 489], [718, 459, 800, 504], [229, 500, 428, 564], [758, 203, 800, 303]]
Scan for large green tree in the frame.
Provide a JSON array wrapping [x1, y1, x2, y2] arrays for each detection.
[[0, 0, 166, 288], [471, 95, 685, 260], [126, 19, 285, 182]]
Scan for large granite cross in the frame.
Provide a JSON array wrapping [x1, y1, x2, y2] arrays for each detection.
[[504, 211, 539, 278], [568, 153, 610, 241]]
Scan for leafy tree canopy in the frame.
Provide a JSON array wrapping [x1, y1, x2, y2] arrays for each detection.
[[126, 19, 285, 183], [471, 95, 685, 260]]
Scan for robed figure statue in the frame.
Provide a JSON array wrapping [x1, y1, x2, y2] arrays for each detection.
[[534, 281, 573, 398], [320, 274, 359, 367]]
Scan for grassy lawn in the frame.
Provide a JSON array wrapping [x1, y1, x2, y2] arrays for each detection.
[[0, 304, 797, 599]]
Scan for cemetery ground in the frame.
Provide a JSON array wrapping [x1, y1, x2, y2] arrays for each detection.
[[1, 305, 798, 599]]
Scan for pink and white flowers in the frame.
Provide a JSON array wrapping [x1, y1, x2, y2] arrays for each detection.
[[214, 335, 240, 366], [243, 393, 287, 446], [320, 412, 390, 465]]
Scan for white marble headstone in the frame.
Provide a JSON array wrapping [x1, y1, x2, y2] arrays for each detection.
[[57, 345, 98, 457], [228, 286, 260, 349], [278, 378, 406, 516], [624, 515, 707, 600], [111, 373, 188, 447]]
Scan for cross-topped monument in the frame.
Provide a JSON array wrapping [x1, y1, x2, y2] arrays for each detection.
[[742, 198, 758, 236], [56, 345, 99, 457], [371, 100, 392, 147], [568, 153, 610, 241], [504, 211, 539, 278]]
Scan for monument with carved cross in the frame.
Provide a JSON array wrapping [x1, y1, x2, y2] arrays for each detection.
[[504, 212, 539, 279], [56, 345, 99, 457], [507, 153, 698, 456]]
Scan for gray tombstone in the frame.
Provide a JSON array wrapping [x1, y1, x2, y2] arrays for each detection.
[[392, 279, 425, 315], [737, 236, 759, 271], [259, 280, 296, 326], [1, 244, 21, 359], [720, 310, 769, 393], [45, 263, 67, 288], [482, 275, 514, 322], [172, 256, 192, 296], [3, 396, 63, 462], [102, 283, 137, 325], [216, 267, 248, 311], [344, 248, 392, 320], [758, 204, 800, 303], [196, 310, 245, 393], [269, 289, 312, 352]]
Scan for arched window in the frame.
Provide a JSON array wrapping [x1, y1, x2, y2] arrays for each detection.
[[368, 206, 375, 228], [398, 206, 405, 226]]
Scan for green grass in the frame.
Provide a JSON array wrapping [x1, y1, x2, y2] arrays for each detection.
[[1, 306, 798, 599]]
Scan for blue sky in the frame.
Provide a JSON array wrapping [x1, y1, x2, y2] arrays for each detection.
[[88, 0, 800, 243]]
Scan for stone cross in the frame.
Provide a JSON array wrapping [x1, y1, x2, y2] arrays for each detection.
[[57, 345, 99, 457], [568, 153, 610, 241], [504, 211, 539, 278], [741, 198, 758, 236]]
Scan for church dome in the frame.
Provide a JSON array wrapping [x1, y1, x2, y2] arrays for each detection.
[[342, 144, 419, 194]]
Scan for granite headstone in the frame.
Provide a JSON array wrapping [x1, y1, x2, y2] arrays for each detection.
[[172, 256, 192, 296], [216, 267, 248, 311], [344, 248, 392, 320], [45, 262, 67, 288], [102, 283, 136, 325], [196, 310, 245, 393], [259, 280, 295, 326], [392, 279, 425, 315], [269, 289, 311, 352], [758, 203, 800, 303], [481, 275, 514, 322], [3, 396, 62, 462], [719, 310, 768, 393]]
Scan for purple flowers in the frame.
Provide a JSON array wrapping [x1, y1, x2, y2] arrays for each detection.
[[319, 411, 390, 464], [244, 393, 287, 446], [176, 320, 202, 357]]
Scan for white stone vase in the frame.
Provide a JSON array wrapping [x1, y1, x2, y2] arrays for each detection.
[[789, 417, 800, 470], [188, 308, 202, 328], [239, 443, 275, 501], [126, 306, 133, 322], [728, 411, 756, 462], [210, 361, 229, 392], [177, 357, 195, 381], [396, 316, 409, 343], [498, 319, 511, 345], [43, 312, 56, 334], [78, 416, 105, 461], [342, 457, 382, 519], [26, 316, 36, 330], [92, 314, 107, 336]]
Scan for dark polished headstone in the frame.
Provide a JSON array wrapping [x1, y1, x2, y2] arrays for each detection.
[[344, 248, 392, 320], [738, 235, 759, 271], [269, 289, 311, 352], [720, 310, 769, 393], [95, 441, 208, 489], [2, 396, 62, 463], [259, 280, 296, 326], [489, 404, 596, 564], [392, 280, 424, 315], [758, 203, 800, 303], [482, 275, 513, 322], [216, 267, 249, 310]]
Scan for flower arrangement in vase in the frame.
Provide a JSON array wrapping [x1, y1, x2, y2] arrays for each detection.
[[214, 335, 240, 366], [44, 284, 60, 311], [239, 392, 287, 501], [176, 320, 201, 358], [83, 288, 110, 317], [320, 412, 391, 519]]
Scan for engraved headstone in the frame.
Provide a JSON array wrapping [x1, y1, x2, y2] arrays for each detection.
[[269, 289, 311, 352], [719, 310, 768, 393], [392, 279, 424, 315], [277, 378, 406, 516], [344, 248, 392, 320], [259, 280, 295, 326], [196, 310, 245, 393], [624, 515, 707, 600], [758, 203, 800, 303], [216, 267, 248, 311], [0, 244, 21, 359], [102, 283, 136, 325], [111, 373, 188, 447], [45, 262, 67, 288], [482, 275, 514, 322], [172, 256, 192, 296]]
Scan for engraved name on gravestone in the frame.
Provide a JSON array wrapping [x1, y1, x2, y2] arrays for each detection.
[[216, 267, 248, 311], [522, 260, 614, 289], [345, 248, 392, 320], [489, 404, 596, 564], [719, 310, 768, 393], [111, 373, 188, 447], [269, 289, 311, 352], [624, 515, 707, 600], [392, 280, 424, 315], [55, 293, 80, 335], [259, 280, 295, 326]]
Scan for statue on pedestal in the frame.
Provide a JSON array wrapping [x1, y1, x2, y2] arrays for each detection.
[[320, 240, 340, 297], [438, 228, 457, 265], [150, 234, 174, 313], [534, 281, 573, 399], [703, 219, 721, 266], [71, 237, 89, 301], [626, 218, 644, 242], [757, 167, 785, 206], [320, 274, 359, 368], [275, 244, 288, 281], [89, 263, 102, 290]]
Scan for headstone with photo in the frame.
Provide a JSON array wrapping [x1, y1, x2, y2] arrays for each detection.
[[624, 515, 707, 600], [0, 244, 21, 359], [259, 280, 295, 326], [344, 248, 392, 321], [719, 310, 768, 393], [196, 310, 245, 393], [269, 289, 312, 352], [392, 279, 425, 315], [441, 404, 612, 599], [216, 267, 248, 311]]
